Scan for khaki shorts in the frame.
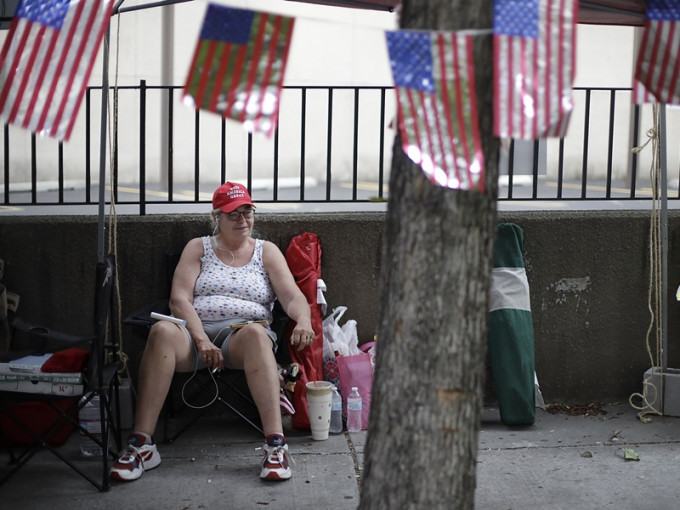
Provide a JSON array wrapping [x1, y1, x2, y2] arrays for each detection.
[[189, 318, 277, 370]]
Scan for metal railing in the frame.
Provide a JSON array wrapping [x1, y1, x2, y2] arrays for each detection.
[[498, 87, 669, 202], [0, 83, 672, 214]]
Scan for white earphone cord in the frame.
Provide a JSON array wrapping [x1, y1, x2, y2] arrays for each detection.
[[179, 325, 219, 410]]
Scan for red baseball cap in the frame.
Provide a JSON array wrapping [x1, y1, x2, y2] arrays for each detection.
[[212, 182, 255, 213]]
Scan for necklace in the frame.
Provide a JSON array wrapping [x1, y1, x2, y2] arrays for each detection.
[[212, 236, 235, 266]]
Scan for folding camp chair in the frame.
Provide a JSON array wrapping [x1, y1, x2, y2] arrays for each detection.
[[0, 254, 122, 491], [124, 296, 292, 443]]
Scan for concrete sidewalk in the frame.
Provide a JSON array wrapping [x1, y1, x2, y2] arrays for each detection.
[[1, 403, 679, 509], [477, 404, 680, 509]]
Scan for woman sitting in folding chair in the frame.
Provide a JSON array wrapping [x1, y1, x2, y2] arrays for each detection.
[[110, 182, 314, 482]]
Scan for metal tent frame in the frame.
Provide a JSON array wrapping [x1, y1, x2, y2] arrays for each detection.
[[96, 0, 194, 263], [92, 0, 674, 411]]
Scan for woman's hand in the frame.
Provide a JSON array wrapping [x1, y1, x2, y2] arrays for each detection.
[[290, 320, 315, 352], [196, 337, 223, 370], [261, 241, 315, 351]]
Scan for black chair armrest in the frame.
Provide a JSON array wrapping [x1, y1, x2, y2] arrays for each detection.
[[2, 317, 92, 361], [122, 299, 170, 329], [272, 301, 292, 366]]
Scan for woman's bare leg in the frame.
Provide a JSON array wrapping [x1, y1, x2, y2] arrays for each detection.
[[226, 324, 282, 436], [134, 321, 195, 436]]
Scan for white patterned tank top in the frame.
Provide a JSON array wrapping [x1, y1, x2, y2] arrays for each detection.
[[193, 237, 275, 322]]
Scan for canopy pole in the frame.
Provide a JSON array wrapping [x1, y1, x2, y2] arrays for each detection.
[[160, 3, 174, 190], [98, 26, 111, 264], [660, 103, 668, 374]]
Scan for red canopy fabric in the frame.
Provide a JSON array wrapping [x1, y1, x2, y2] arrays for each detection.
[[286, 0, 397, 10], [285, 232, 324, 430], [287, 0, 648, 26], [0, 0, 649, 28], [578, 0, 646, 26]]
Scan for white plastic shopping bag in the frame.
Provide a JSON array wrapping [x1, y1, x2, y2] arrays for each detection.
[[322, 306, 361, 356]]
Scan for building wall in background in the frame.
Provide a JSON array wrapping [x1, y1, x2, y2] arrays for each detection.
[[2, 3, 677, 189]]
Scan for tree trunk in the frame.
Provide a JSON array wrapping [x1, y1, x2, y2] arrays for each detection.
[[359, 1, 498, 509]]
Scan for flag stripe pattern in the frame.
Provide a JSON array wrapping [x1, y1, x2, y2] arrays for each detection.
[[633, 78, 657, 104], [493, 0, 578, 139], [280, 389, 295, 415], [635, 0, 680, 105], [386, 30, 484, 192], [0, 0, 113, 141], [183, 4, 295, 136]]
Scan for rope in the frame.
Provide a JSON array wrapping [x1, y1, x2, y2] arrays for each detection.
[[629, 104, 664, 423], [104, 13, 132, 384], [180, 325, 219, 409]]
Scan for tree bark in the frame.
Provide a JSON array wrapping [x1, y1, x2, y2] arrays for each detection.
[[359, 1, 498, 509]]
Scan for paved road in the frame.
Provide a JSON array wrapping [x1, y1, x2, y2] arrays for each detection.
[[1, 403, 679, 509], [3, 179, 680, 216]]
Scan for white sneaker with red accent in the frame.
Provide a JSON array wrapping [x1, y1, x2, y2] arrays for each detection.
[[260, 435, 292, 481], [110, 434, 161, 481]]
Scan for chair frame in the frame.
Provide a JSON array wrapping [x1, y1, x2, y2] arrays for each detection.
[[125, 252, 293, 443], [0, 254, 122, 491], [125, 298, 291, 444], [164, 366, 264, 442]]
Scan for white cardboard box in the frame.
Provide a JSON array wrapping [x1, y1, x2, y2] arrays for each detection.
[[643, 367, 680, 417], [0, 379, 83, 396]]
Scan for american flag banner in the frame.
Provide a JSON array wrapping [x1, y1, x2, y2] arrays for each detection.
[[385, 30, 484, 192], [0, 0, 114, 142], [183, 4, 295, 136], [493, 0, 578, 139], [635, 0, 680, 105]]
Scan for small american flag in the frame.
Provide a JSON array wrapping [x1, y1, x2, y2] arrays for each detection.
[[635, 0, 680, 105], [0, 0, 114, 141], [493, 0, 578, 139], [385, 30, 484, 192], [280, 389, 295, 415], [183, 4, 295, 136]]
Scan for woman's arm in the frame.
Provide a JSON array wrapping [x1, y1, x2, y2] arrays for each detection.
[[169, 237, 223, 365], [262, 241, 315, 351]]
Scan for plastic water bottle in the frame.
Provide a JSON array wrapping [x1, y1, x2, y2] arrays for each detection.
[[79, 393, 103, 457], [330, 385, 343, 434], [347, 386, 362, 433]]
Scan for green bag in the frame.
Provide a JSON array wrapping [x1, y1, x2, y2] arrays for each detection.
[[488, 223, 536, 426]]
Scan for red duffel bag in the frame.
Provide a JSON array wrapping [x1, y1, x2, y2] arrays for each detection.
[[285, 232, 324, 430]]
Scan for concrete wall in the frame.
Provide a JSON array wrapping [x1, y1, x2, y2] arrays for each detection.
[[1, 210, 678, 405]]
